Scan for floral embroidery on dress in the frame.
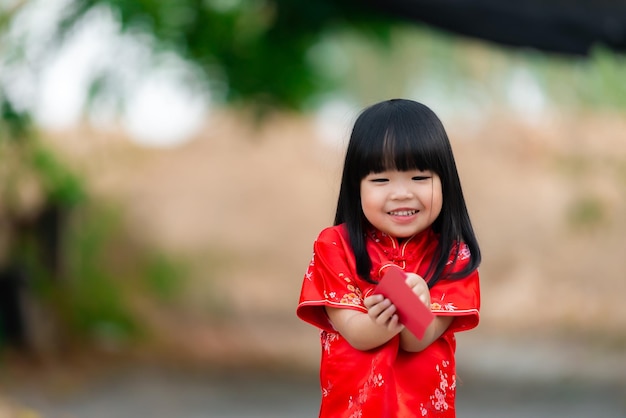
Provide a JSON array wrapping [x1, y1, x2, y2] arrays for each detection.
[[305, 253, 315, 281], [458, 245, 471, 260], [322, 380, 333, 398], [426, 360, 455, 413], [340, 288, 362, 305], [337, 275, 363, 306], [347, 364, 386, 418], [446, 243, 471, 265], [322, 331, 340, 354], [430, 301, 457, 311], [431, 293, 457, 311]]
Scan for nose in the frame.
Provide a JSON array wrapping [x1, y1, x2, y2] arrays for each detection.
[[390, 181, 414, 200]]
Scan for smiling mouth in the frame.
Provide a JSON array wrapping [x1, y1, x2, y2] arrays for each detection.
[[388, 210, 418, 216]]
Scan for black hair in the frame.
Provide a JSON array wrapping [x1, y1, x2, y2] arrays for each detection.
[[334, 98, 481, 287]]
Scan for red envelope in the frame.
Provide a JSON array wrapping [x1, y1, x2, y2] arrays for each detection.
[[373, 265, 435, 339]]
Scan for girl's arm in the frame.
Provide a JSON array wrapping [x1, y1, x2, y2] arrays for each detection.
[[325, 272, 455, 352], [398, 273, 454, 352], [400, 315, 453, 352], [325, 296, 404, 351]]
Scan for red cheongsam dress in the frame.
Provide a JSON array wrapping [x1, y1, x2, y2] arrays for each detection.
[[297, 224, 480, 418]]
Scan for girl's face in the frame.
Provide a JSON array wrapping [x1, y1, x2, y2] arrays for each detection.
[[360, 169, 443, 239]]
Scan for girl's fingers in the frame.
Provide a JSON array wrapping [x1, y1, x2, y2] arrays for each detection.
[[365, 297, 405, 332], [363, 294, 384, 309], [388, 314, 405, 332], [404, 274, 431, 307], [367, 298, 391, 318], [371, 301, 397, 326], [405, 273, 425, 287]]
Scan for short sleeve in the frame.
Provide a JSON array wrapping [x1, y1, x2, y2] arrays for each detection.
[[296, 227, 367, 332], [430, 243, 481, 334]]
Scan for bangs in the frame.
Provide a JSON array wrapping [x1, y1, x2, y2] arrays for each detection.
[[357, 126, 440, 178], [345, 98, 450, 185]]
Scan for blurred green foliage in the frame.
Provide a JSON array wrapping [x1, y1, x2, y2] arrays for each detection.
[[0, 95, 125, 349], [0, 83, 185, 354], [59, 0, 393, 113], [142, 254, 187, 303], [7, 193, 188, 350], [5, 0, 626, 119], [59, 205, 138, 341], [538, 45, 626, 111], [339, 25, 626, 112], [566, 195, 607, 230], [0, 96, 86, 217], [1, 98, 32, 140]]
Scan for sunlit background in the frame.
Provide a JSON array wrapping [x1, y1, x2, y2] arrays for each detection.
[[1, 0, 625, 416]]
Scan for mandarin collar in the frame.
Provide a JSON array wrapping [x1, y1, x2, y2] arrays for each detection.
[[365, 227, 434, 277], [366, 227, 433, 250], [366, 229, 434, 282]]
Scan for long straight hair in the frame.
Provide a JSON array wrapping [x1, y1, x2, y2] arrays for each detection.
[[334, 99, 481, 286]]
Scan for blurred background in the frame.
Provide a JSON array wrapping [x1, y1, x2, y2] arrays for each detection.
[[1, 0, 625, 416]]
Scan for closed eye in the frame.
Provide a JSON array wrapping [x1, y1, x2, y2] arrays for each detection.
[[412, 176, 431, 181], [370, 178, 389, 183]]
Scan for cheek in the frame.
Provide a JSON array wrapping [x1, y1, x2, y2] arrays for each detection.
[[360, 192, 375, 215], [431, 196, 443, 220], [359, 187, 383, 220], [360, 184, 375, 206], [430, 180, 444, 218]]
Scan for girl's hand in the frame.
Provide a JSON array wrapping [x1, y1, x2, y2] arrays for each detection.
[[405, 273, 431, 308], [363, 294, 405, 334]]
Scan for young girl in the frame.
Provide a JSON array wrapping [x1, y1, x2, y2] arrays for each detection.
[[297, 99, 481, 418]]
